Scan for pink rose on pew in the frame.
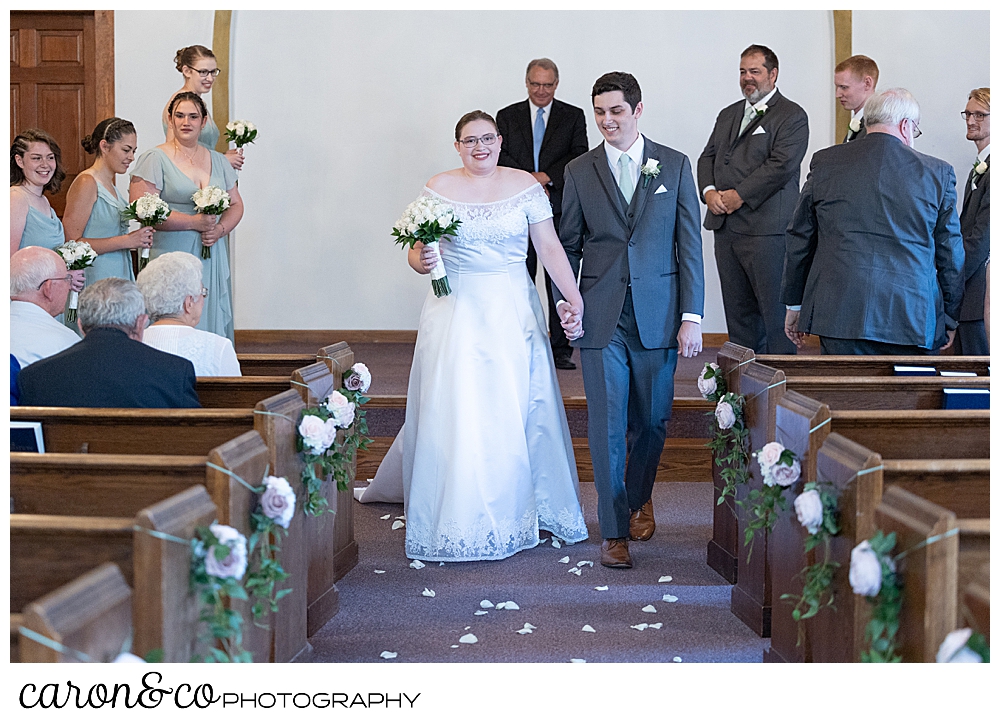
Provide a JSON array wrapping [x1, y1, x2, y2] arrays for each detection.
[[936, 628, 983, 663], [205, 523, 248, 581], [794, 489, 823, 534], [345, 363, 372, 393], [261, 476, 296, 529], [715, 400, 736, 430], [849, 540, 885, 597], [299, 413, 335, 454], [697, 363, 719, 398], [325, 390, 356, 429], [768, 459, 801, 488]]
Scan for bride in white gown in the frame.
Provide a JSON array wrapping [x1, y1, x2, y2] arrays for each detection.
[[362, 111, 589, 562]]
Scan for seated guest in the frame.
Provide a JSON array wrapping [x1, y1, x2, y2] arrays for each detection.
[[17, 277, 201, 408], [10, 246, 81, 367], [136, 251, 241, 376], [10, 355, 20, 405]]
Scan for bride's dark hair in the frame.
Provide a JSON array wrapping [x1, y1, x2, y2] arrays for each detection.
[[455, 110, 498, 141]]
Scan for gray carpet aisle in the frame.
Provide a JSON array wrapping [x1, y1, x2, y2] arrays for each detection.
[[308, 480, 767, 663]]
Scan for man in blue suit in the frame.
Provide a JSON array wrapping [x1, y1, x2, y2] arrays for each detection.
[[782, 88, 965, 355], [558, 72, 704, 568]]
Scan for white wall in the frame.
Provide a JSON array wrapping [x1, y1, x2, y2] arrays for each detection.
[[112, 10, 988, 331]]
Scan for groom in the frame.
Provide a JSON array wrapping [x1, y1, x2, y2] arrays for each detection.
[[557, 72, 705, 569]]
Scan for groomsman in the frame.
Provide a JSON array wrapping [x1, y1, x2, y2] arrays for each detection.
[[955, 87, 990, 355], [497, 58, 589, 370], [557, 72, 704, 569], [698, 44, 808, 354], [782, 89, 965, 355], [835, 55, 879, 142]]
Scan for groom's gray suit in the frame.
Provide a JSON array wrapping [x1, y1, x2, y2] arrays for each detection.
[[559, 136, 704, 539]]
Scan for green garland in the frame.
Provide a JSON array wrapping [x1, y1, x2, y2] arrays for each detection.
[[245, 512, 292, 624], [706, 393, 750, 506], [860, 530, 902, 663]]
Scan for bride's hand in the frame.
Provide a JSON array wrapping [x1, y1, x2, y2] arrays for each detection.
[[419, 245, 439, 273], [557, 300, 584, 340]]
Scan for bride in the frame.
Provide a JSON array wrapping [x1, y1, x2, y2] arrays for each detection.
[[366, 110, 589, 562]]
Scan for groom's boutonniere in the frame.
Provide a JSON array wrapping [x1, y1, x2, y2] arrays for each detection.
[[849, 116, 862, 133], [974, 159, 989, 176], [640, 158, 662, 188]]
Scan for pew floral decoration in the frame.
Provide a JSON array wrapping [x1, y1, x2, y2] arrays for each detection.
[[54, 240, 97, 323], [740, 442, 801, 560], [851, 531, 903, 663], [245, 476, 295, 623], [706, 391, 750, 505], [190, 523, 252, 663], [336, 364, 373, 490], [936, 627, 990, 663], [697, 362, 726, 402], [780, 481, 841, 633]]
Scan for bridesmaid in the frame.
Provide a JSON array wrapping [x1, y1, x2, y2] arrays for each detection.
[[62, 118, 153, 283], [163, 44, 244, 170], [131, 91, 244, 342]]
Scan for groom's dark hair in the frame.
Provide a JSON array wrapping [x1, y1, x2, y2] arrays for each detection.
[[592, 72, 641, 112]]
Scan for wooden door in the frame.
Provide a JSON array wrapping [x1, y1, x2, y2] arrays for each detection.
[[10, 10, 114, 217]]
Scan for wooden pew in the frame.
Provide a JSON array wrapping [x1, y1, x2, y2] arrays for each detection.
[[196, 377, 295, 409], [786, 376, 988, 410], [961, 567, 990, 642], [239, 353, 317, 376], [758, 354, 990, 377], [829, 410, 989, 459]]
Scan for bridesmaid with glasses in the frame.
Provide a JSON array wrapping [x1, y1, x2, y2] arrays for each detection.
[[163, 44, 244, 170]]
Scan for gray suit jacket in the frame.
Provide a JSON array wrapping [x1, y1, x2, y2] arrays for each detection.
[[558, 137, 704, 350], [697, 89, 809, 235], [781, 133, 966, 349], [959, 155, 990, 322]]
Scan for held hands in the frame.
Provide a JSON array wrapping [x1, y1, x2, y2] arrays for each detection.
[[784, 308, 808, 349], [128, 226, 154, 250], [717, 189, 744, 214], [677, 320, 703, 358], [193, 213, 217, 233], [225, 148, 245, 171], [200, 219, 226, 246], [556, 300, 584, 341]]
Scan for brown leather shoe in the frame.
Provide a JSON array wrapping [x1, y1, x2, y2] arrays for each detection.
[[629, 500, 656, 541], [600, 538, 633, 568]]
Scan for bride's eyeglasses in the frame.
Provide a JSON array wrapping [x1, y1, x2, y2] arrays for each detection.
[[188, 67, 221, 78], [458, 134, 498, 148]]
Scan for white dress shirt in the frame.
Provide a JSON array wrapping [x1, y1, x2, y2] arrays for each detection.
[[142, 324, 242, 377], [977, 144, 991, 165], [10, 300, 81, 368]]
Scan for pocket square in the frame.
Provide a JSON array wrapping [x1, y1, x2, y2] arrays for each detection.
[[752, 126, 766, 135], [654, 185, 668, 195]]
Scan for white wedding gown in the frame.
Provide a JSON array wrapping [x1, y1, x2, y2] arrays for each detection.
[[361, 184, 588, 562]]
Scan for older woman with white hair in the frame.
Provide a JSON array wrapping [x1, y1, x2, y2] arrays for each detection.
[[136, 251, 241, 376]]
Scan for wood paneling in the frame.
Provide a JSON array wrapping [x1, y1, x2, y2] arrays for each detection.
[[38, 31, 82, 64]]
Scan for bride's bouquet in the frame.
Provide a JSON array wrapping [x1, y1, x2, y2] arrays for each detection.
[[225, 120, 257, 148], [392, 195, 461, 298], [121, 192, 171, 271], [192, 186, 231, 259], [54, 240, 97, 323]]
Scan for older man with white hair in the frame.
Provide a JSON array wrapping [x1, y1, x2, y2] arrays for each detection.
[[10, 246, 81, 368], [782, 88, 966, 355], [17, 277, 201, 408]]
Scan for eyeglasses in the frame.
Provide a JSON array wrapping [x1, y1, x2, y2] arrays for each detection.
[[961, 111, 990, 122], [36, 274, 72, 290], [188, 67, 221, 78], [528, 82, 556, 91], [908, 119, 922, 139], [197, 287, 208, 298], [458, 134, 498, 148]]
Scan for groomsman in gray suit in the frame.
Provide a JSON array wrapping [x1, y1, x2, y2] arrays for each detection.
[[955, 87, 990, 355], [557, 72, 704, 569], [698, 44, 808, 354], [835, 55, 879, 143], [782, 89, 965, 355]]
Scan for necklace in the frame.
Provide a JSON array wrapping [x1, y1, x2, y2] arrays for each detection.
[[173, 140, 199, 165]]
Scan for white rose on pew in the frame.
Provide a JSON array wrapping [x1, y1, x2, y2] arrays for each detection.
[[769, 459, 801, 488], [848, 540, 883, 596], [321, 418, 340, 449], [206, 523, 248, 581], [325, 390, 356, 429], [715, 400, 736, 430], [697, 364, 718, 398], [936, 628, 982, 663], [794, 489, 823, 534], [755, 442, 784, 472], [299, 414, 331, 454], [261, 476, 296, 529], [345, 363, 372, 393]]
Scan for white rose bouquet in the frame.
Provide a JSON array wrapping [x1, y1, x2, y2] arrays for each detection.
[[225, 119, 257, 148], [54, 240, 98, 323], [121, 192, 171, 271], [392, 195, 462, 297], [192, 186, 231, 259]]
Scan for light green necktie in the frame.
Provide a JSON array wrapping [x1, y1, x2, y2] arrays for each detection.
[[739, 104, 757, 135], [618, 153, 634, 204]]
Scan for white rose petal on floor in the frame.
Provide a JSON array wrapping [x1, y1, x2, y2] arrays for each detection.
[[649, 623, 663, 629], [631, 623, 649, 631], [409, 560, 425, 569], [551, 539, 561, 548], [673, 656, 683, 662], [450, 645, 459, 649], [568, 567, 580, 574], [558, 556, 570, 564], [474, 610, 488, 616], [642, 605, 657, 613], [578, 560, 594, 567], [480, 600, 494, 608], [391, 520, 405, 530], [658, 575, 673, 583], [380, 651, 397, 659], [570, 658, 586, 663], [379, 514, 390, 520], [496, 601, 519, 610], [581, 625, 596, 633], [459, 634, 478, 644], [662, 594, 679, 603], [374, 570, 385, 574], [421, 588, 435, 597], [594, 585, 609, 591], [516, 626, 533, 635]]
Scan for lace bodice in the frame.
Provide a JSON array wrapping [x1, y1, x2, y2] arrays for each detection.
[[423, 184, 552, 250]]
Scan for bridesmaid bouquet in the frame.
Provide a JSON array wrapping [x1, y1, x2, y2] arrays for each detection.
[[121, 192, 171, 271], [192, 186, 231, 259], [225, 119, 257, 148], [392, 195, 461, 297], [54, 240, 97, 323]]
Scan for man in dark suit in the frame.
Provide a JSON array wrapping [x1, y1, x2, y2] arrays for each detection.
[[698, 44, 808, 354], [18, 277, 201, 408], [497, 57, 589, 369], [835, 55, 879, 143], [955, 87, 990, 355], [557, 72, 704, 568], [781, 89, 965, 355]]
